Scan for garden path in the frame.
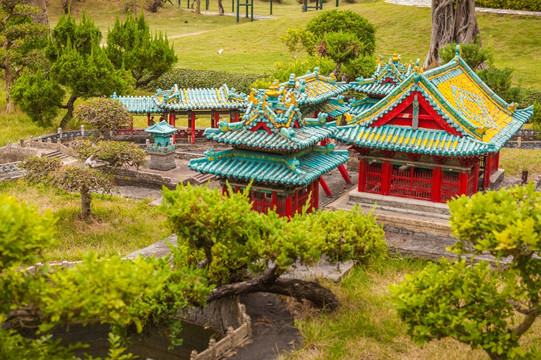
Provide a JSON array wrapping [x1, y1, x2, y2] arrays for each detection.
[[386, 0, 541, 17]]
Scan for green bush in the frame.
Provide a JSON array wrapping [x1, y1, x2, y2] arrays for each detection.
[[477, 67, 525, 104], [305, 10, 376, 56], [439, 41, 493, 70], [475, 0, 541, 11], [148, 68, 264, 94]]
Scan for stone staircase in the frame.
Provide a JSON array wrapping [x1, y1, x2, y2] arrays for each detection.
[[44, 150, 78, 165], [189, 173, 217, 185]]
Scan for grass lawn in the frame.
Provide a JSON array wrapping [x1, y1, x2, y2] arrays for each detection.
[[289, 257, 541, 360], [500, 148, 541, 177], [0, 180, 170, 261]]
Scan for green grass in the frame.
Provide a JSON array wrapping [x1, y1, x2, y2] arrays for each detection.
[[0, 180, 170, 261], [500, 148, 541, 177], [289, 257, 541, 360]]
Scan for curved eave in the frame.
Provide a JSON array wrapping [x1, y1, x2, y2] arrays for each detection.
[[188, 149, 349, 186]]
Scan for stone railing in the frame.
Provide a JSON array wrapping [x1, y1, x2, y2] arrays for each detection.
[[190, 303, 252, 360], [0, 161, 23, 181]]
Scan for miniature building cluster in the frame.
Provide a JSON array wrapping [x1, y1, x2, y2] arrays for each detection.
[[114, 46, 533, 216]]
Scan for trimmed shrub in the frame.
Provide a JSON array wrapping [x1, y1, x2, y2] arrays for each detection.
[[305, 10, 376, 56], [148, 68, 264, 94], [19, 156, 62, 184], [475, 0, 541, 12]]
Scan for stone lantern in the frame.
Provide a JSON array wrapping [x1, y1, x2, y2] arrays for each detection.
[[145, 121, 177, 171]]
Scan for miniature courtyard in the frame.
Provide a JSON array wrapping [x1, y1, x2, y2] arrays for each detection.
[[0, 1, 540, 360]]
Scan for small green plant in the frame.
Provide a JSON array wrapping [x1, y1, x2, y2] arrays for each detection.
[[76, 140, 147, 169], [390, 184, 540, 360]]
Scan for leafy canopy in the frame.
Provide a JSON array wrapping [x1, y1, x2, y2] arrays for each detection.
[[161, 183, 387, 286], [0, 195, 212, 358], [74, 97, 132, 138], [106, 13, 177, 88], [390, 184, 540, 360]]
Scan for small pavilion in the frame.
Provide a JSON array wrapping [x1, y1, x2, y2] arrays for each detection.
[[334, 46, 533, 203], [144, 121, 178, 171], [188, 83, 349, 217]]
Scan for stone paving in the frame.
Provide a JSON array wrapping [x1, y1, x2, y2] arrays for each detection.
[[386, 0, 541, 17]]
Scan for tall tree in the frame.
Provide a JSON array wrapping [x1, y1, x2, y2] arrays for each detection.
[[424, 0, 480, 68], [46, 14, 131, 128], [106, 14, 177, 88], [0, 0, 48, 112]]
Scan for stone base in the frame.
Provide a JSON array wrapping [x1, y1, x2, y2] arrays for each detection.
[[348, 190, 450, 216], [489, 169, 505, 190], [148, 150, 176, 171]]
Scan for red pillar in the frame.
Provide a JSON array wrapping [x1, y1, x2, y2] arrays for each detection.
[[338, 164, 352, 184], [459, 171, 468, 195], [314, 179, 319, 209], [358, 159, 367, 192], [285, 195, 292, 217], [483, 154, 491, 189], [473, 160, 479, 194], [222, 185, 228, 196], [494, 151, 500, 171], [190, 112, 196, 144], [432, 167, 442, 202], [382, 161, 391, 195], [271, 191, 277, 212], [319, 177, 332, 196], [294, 189, 299, 214], [147, 113, 151, 126], [169, 113, 176, 127], [213, 112, 220, 128], [235, 111, 239, 122]]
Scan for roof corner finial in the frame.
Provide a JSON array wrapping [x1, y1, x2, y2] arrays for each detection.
[[392, 52, 400, 62], [288, 74, 296, 86], [455, 44, 461, 59]]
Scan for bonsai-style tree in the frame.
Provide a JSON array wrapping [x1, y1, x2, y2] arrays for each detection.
[[0, 0, 48, 112], [390, 183, 540, 359], [19, 156, 62, 184], [74, 97, 132, 139], [0, 194, 211, 358], [106, 14, 177, 88], [50, 164, 113, 221], [73, 140, 147, 169], [161, 183, 387, 309], [316, 31, 362, 76], [46, 14, 132, 127]]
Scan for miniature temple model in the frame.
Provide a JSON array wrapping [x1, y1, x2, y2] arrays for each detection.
[[334, 46, 533, 203], [189, 82, 349, 217]]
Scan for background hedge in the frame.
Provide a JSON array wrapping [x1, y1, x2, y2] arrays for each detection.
[[475, 0, 541, 12], [147, 68, 264, 94]]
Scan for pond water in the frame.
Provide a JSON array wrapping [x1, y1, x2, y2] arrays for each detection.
[[53, 321, 220, 360]]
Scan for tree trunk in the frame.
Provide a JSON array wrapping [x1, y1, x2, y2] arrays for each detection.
[[332, 61, 342, 77], [424, 0, 480, 69], [80, 188, 92, 221], [27, 0, 50, 27], [60, 95, 77, 128], [5, 59, 15, 113], [195, 0, 201, 14], [208, 267, 340, 310], [217, 0, 224, 15]]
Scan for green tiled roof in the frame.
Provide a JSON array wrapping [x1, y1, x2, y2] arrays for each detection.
[[334, 125, 492, 156], [280, 68, 349, 106], [320, 97, 352, 118], [144, 121, 177, 136], [349, 80, 397, 98], [206, 83, 338, 152], [188, 146, 349, 186], [345, 98, 380, 116], [337, 47, 533, 155], [204, 125, 336, 152], [111, 94, 164, 114], [155, 84, 247, 111]]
